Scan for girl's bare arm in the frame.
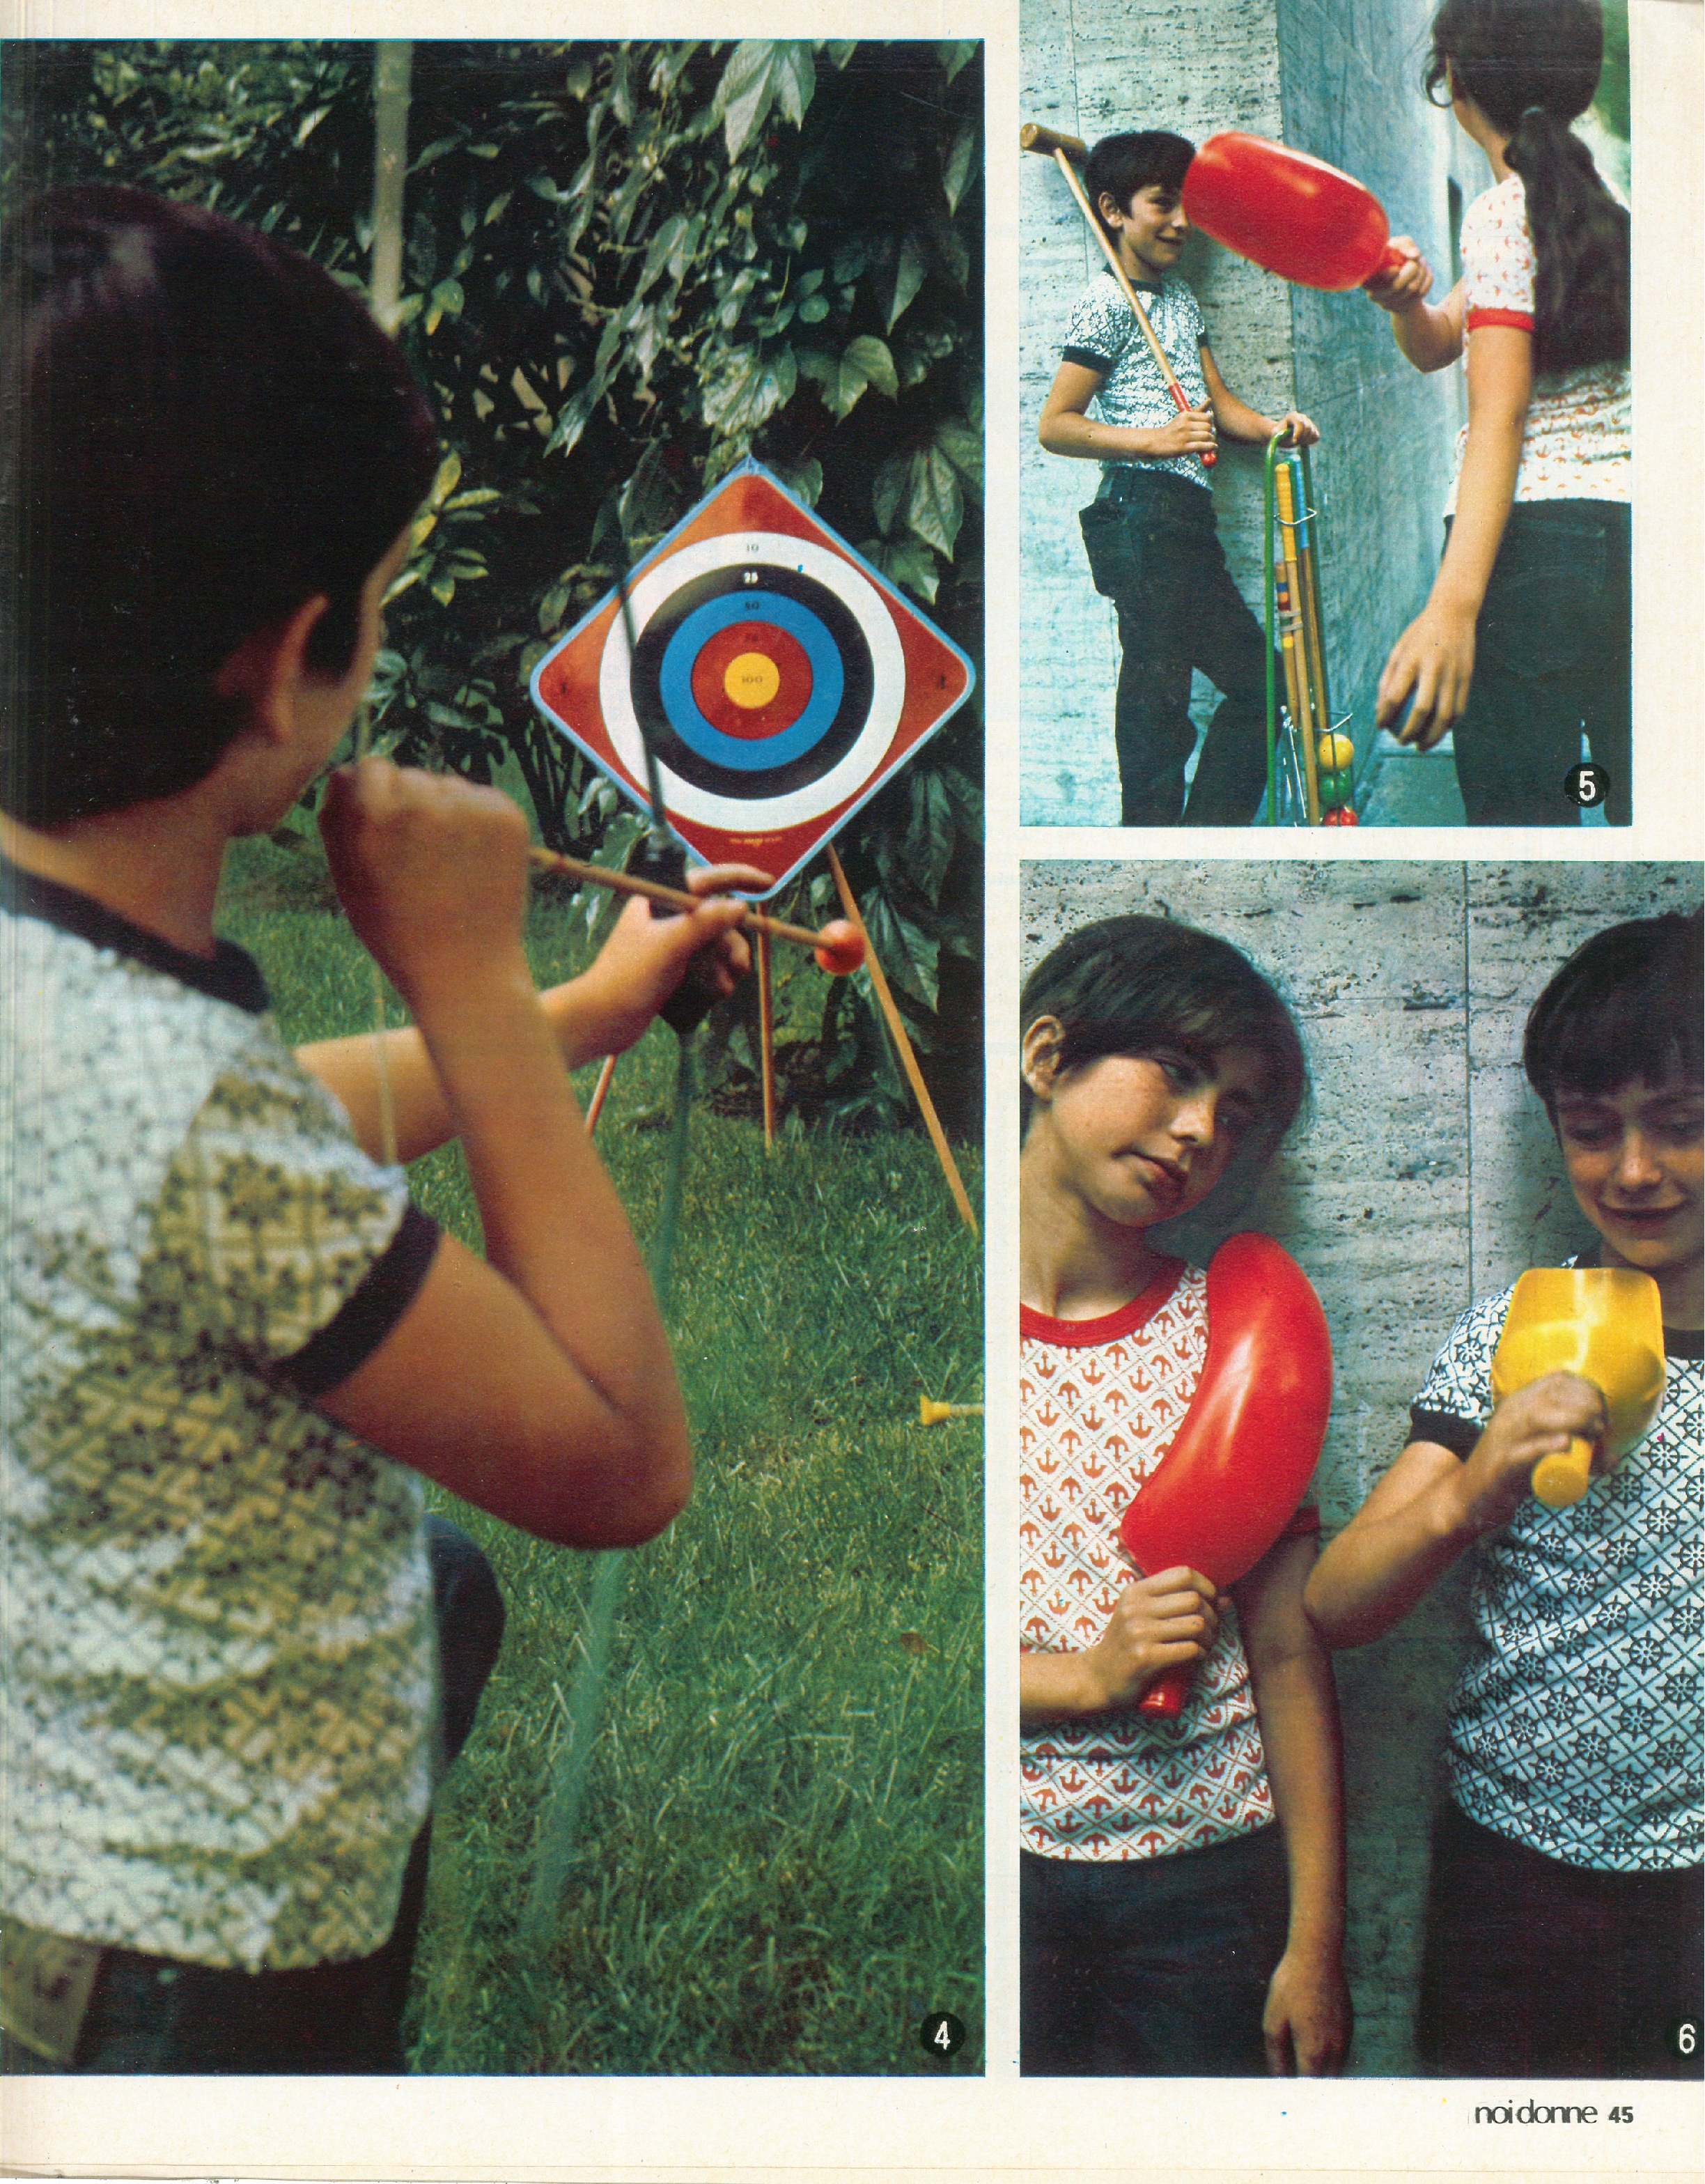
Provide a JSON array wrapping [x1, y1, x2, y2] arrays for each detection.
[[1375, 321, 1531, 745]]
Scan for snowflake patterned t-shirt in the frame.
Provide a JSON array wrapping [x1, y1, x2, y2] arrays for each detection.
[[1020, 1259, 1318, 1861], [1, 862, 444, 1970], [1446, 172, 1630, 515], [1061, 272, 1213, 493], [1409, 1262, 1702, 1872]]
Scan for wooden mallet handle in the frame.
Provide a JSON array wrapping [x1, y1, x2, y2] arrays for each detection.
[[1022, 120, 1215, 467]]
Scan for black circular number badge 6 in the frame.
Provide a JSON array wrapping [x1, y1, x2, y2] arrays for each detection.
[[600, 532, 906, 839]]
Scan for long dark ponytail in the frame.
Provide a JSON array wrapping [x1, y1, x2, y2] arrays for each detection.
[[1426, 0, 1628, 375]]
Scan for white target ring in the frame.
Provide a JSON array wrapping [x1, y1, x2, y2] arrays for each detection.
[[598, 530, 908, 830]]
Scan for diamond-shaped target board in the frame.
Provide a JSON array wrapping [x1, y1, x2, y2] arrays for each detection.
[[530, 459, 975, 898]]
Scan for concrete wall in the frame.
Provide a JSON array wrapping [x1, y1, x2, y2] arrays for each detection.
[[1277, 0, 1481, 781], [1019, 0, 1472, 824], [1018, 858, 1702, 2073]]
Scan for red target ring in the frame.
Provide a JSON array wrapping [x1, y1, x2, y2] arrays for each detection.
[[689, 619, 814, 741]]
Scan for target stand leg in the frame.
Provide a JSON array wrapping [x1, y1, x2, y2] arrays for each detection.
[[756, 927, 777, 1153], [826, 844, 976, 1240]]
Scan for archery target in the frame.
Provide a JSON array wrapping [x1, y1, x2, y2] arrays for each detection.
[[529, 458, 975, 894], [598, 532, 906, 832]]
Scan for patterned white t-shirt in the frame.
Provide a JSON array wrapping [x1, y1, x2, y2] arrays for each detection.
[[1, 865, 443, 1970], [1020, 1259, 1318, 1861], [1409, 1262, 1702, 1873], [1446, 173, 1630, 514], [1061, 272, 1213, 492]]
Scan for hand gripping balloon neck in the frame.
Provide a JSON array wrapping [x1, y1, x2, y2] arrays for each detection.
[[1118, 1232, 1333, 1722], [1181, 133, 1408, 293]]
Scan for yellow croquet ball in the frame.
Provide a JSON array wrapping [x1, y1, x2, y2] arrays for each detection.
[[1318, 732, 1354, 774]]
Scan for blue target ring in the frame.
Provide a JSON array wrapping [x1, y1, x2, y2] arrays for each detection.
[[657, 591, 844, 770]]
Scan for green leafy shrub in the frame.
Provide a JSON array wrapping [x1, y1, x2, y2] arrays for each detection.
[[2, 38, 984, 1135]]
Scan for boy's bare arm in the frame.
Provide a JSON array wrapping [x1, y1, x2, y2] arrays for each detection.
[[307, 760, 699, 1547], [1197, 343, 1318, 448], [1038, 358, 1215, 463], [1305, 1373, 1610, 1648], [1235, 1531, 1350, 2077], [297, 867, 758, 1164]]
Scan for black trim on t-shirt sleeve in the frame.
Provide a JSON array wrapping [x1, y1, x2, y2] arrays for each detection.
[[276, 1204, 442, 1400], [1, 855, 269, 1014], [1061, 345, 1112, 373], [1408, 1406, 1484, 1460]]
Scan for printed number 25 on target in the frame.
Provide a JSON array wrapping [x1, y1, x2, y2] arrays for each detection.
[[531, 458, 976, 895]]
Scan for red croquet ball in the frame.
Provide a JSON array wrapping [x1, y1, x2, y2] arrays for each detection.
[[813, 922, 865, 976]]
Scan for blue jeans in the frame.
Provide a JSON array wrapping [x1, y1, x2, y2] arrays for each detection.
[[5, 1513, 504, 2075], [1020, 1824, 1289, 2075], [1448, 499, 1631, 826], [1079, 469, 1274, 828]]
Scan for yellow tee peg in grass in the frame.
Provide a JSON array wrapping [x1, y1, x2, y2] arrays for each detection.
[[1490, 1268, 1667, 1509], [1317, 732, 1354, 774], [919, 1397, 984, 1425]]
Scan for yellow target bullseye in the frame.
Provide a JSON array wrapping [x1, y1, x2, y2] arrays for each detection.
[[723, 651, 781, 710]]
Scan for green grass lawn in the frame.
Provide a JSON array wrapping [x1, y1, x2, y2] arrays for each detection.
[[218, 836, 985, 2075]]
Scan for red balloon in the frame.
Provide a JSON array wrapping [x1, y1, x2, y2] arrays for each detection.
[[1119, 1231, 1332, 1720], [1183, 132, 1405, 293]]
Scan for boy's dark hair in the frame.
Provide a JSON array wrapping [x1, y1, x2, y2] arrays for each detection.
[[1020, 914, 1308, 1156], [0, 185, 440, 826], [1426, 0, 1628, 375], [1524, 906, 1704, 1117], [1083, 132, 1195, 238]]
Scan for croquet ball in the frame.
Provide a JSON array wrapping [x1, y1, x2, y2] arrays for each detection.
[[1318, 732, 1354, 774], [1337, 806, 1360, 826], [814, 922, 865, 977], [1318, 768, 1350, 810]]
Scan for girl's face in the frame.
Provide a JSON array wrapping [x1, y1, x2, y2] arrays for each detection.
[[1553, 1074, 1704, 1287], [1022, 1025, 1266, 1231]]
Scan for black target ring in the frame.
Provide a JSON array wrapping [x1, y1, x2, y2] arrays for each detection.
[[630, 566, 875, 803]]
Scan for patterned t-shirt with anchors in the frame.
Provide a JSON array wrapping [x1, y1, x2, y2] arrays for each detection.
[[1061, 270, 1212, 492], [1020, 1258, 1317, 1861]]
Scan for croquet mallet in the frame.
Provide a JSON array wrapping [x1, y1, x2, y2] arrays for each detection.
[[1022, 121, 1215, 467]]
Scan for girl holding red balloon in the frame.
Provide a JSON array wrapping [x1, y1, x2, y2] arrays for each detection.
[[1369, 0, 1630, 824], [1018, 915, 1349, 2076]]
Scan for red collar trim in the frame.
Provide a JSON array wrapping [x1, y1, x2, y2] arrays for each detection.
[[1020, 1257, 1186, 1348]]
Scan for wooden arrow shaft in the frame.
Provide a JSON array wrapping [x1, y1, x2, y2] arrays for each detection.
[[528, 846, 821, 952]]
